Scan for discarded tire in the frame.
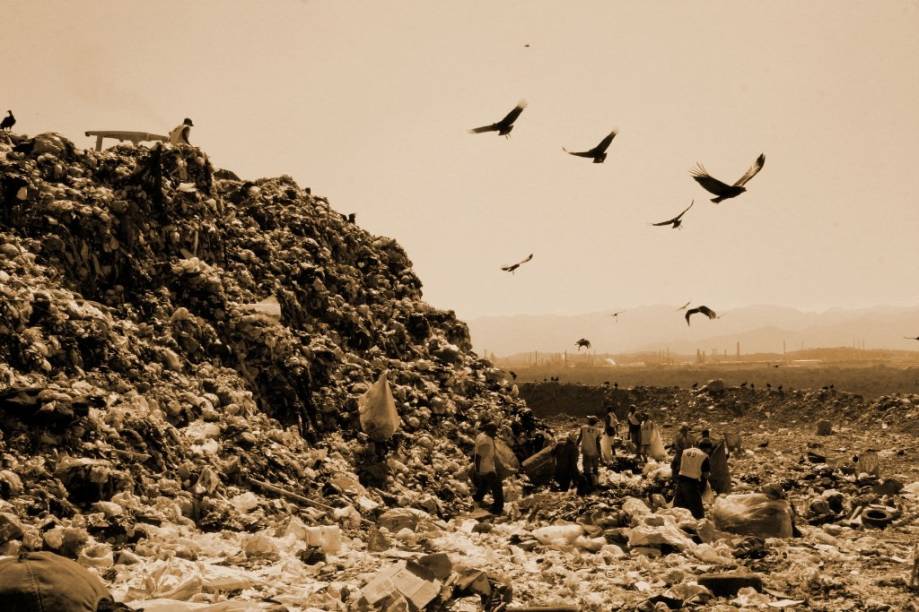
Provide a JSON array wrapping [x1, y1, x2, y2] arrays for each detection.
[[861, 506, 895, 529]]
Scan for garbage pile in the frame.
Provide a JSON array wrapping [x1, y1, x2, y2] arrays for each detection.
[[0, 133, 554, 606]]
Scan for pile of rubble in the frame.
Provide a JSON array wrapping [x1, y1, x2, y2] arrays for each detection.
[[0, 132, 553, 607]]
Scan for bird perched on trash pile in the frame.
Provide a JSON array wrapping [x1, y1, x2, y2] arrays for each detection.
[[685, 305, 717, 326], [575, 338, 591, 351], [691, 153, 765, 203], [469, 100, 527, 137], [0, 110, 14, 131], [501, 253, 533, 273], [563, 130, 617, 163], [169, 118, 194, 145], [652, 201, 694, 229]]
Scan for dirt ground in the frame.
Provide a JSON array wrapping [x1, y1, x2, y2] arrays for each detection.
[[514, 363, 919, 400]]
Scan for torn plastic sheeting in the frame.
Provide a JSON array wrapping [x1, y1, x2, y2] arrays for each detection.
[[360, 560, 441, 609], [532, 524, 584, 546], [627, 520, 695, 551]]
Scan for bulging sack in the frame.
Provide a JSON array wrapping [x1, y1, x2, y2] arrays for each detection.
[[712, 493, 793, 538], [358, 370, 401, 441], [494, 439, 519, 479], [708, 440, 732, 494], [649, 425, 667, 461]]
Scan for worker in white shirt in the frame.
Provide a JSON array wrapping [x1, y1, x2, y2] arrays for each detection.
[[169, 118, 194, 145], [673, 443, 711, 518], [472, 420, 504, 514], [577, 416, 602, 490]]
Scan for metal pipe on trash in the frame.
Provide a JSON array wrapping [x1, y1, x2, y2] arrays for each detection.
[[247, 476, 374, 526]]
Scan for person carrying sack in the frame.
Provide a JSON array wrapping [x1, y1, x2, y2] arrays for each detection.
[[673, 443, 711, 519], [472, 420, 504, 514], [578, 416, 602, 490], [627, 405, 641, 453]]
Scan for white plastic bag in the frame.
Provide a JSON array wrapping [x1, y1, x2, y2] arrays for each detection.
[[358, 371, 400, 441], [600, 434, 613, 462], [649, 425, 666, 461]]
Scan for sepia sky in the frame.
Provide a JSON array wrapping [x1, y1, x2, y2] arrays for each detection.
[[5, 1, 919, 319]]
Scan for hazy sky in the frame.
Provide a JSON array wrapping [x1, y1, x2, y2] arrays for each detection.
[[5, 1, 919, 319]]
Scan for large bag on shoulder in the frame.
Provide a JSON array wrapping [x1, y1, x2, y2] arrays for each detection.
[[358, 371, 401, 442]]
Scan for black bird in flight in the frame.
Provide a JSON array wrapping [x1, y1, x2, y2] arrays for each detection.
[[575, 338, 591, 351], [501, 253, 533, 274], [469, 100, 527, 138], [677, 300, 692, 311], [904, 336, 919, 341], [0, 111, 15, 131], [691, 153, 765, 203], [685, 305, 717, 326], [563, 130, 617, 163], [652, 201, 694, 229]]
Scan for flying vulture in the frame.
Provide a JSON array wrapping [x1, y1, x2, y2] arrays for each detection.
[[652, 201, 694, 229], [575, 338, 591, 351], [563, 130, 617, 163], [501, 253, 533, 273], [685, 305, 717, 326], [469, 100, 527, 137], [691, 153, 765, 203]]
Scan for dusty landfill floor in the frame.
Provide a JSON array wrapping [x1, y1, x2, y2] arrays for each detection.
[[0, 132, 917, 611]]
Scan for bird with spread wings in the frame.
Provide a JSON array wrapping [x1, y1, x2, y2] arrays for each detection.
[[469, 100, 527, 137], [652, 201, 694, 229], [563, 130, 617, 163], [501, 253, 533, 274], [685, 305, 718, 326], [575, 338, 591, 351], [691, 154, 765, 203]]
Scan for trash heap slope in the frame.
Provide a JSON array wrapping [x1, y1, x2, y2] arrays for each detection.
[[0, 132, 538, 518]]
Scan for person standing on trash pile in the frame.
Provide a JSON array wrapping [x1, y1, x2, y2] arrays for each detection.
[[639, 412, 654, 462], [604, 406, 619, 440], [577, 416, 602, 489], [627, 405, 641, 453], [553, 431, 580, 491], [169, 118, 194, 145], [670, 423, 694, 484], [673, 442, 711, 519], [472, 420, 504, 514], [602, 405, 619, 463]]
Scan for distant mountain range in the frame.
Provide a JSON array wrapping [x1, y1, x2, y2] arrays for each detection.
[[467, 305, 919, 356]]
